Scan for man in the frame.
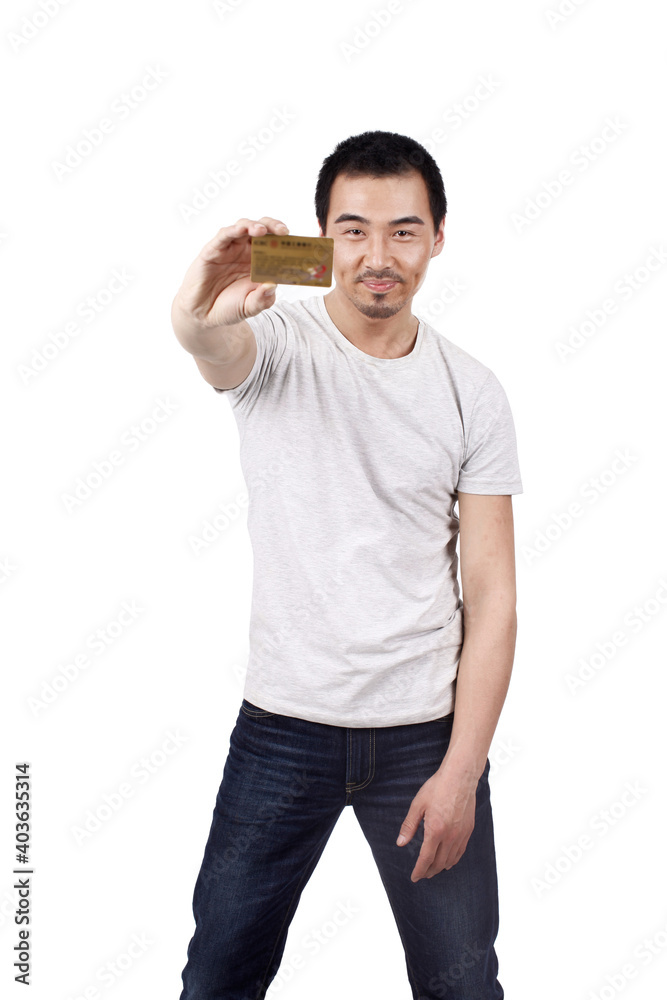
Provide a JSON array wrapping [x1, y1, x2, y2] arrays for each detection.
[[172, 130, 522, 1000]]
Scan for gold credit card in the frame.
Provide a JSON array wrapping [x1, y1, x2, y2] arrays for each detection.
[[250, 234, 334, 287]]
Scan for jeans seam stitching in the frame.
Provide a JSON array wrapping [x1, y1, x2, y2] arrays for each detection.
[[345, 728, 376, 791]]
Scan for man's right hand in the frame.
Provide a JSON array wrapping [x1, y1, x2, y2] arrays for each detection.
[[172, 216, 290, 333]]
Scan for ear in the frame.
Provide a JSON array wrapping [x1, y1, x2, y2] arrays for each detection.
[[430, 215, 446, 258], [317, 220, 325, 238]]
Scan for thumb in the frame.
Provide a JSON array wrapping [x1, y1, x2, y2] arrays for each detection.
[[396, 808, 421, 846], [256, 282, 277, 303], [245, 282, 277, 318]]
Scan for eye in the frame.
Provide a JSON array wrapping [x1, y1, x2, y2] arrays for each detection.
[[344, 228, 363, 235], [395, 230, 413, 237]]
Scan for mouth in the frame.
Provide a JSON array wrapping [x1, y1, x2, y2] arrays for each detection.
[[362, 280, 398, 292]]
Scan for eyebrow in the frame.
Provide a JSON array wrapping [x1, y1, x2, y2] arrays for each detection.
[[333, 213, 426, 226]]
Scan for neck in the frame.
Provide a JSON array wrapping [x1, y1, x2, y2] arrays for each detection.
[[323, 288, 419, 359]]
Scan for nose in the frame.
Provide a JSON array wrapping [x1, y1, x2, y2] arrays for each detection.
[[363, 233, 394, 273]]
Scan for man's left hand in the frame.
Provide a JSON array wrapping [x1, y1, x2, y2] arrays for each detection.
[[395, 768, 478, 882]]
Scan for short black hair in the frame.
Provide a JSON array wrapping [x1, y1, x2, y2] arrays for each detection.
[[315, 130, 446, 236]]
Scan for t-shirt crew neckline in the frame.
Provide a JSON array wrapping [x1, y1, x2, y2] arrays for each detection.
[[317, 293, 424, 367]]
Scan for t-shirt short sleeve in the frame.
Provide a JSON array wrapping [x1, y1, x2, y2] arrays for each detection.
[[457, 369, 523, 495], [212, 307, 290, 413]]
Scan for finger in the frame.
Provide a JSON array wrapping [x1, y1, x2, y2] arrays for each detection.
[[438, 832, 469, 873], [200, 219, 272, 260], [417, 842, 451, 881], [397, 825, 416, 846], [255, 216, 289, 235], [243, 281, 277, 317], [410, 823, 449, 881], [411, 845, 437, 882], [446, 834, 470, 869], [396, 803, 423, 847], [432, 842, 453, 876]]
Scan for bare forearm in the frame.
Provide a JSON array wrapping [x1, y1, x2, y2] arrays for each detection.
[[171, 298, 252, 364], [438, 598, 517, 783]]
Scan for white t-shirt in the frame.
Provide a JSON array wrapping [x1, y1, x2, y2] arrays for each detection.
[[214, 294, 523, 727]]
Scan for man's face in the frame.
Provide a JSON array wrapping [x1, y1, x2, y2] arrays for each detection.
[[319, 169, 445, 320]]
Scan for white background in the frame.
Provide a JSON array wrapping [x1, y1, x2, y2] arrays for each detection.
[[2, 0, 666, 998]]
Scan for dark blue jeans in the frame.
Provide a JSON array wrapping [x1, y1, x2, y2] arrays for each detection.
[[179, 699, 503, 999]]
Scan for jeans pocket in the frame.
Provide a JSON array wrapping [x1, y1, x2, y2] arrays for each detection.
[[240, 699, 276, 719]]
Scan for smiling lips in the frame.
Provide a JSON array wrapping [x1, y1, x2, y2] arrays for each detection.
[[362, 279, 398, 292]]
